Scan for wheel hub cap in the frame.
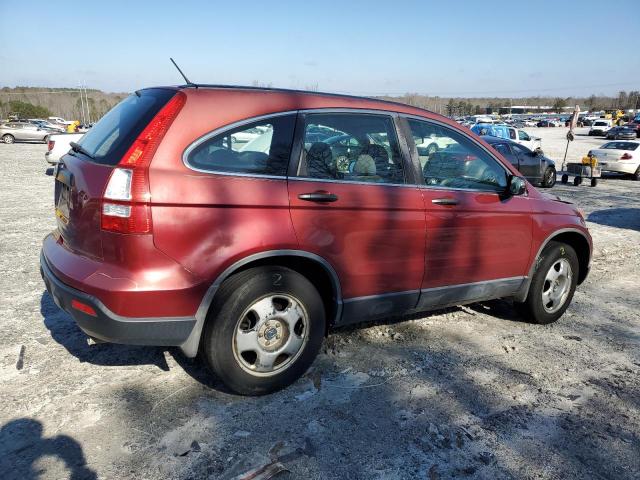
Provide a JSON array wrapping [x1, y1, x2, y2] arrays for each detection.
[[541, 258, 572, 314], [233, 294, 308, 376]]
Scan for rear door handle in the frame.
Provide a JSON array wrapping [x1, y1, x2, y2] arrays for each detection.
[[298, 192, 339, 203], [432, 198, 459, 206]]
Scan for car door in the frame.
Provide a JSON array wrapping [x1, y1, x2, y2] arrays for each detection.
[[510, 143, 542, 183], [402, 117, 532, 308], [288, 111, 426, 324]]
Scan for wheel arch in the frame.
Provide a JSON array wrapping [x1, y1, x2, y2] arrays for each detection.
[[515, 228, 591, 302], [179, 250, 343, 357]]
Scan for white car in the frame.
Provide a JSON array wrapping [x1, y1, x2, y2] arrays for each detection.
[[589, 120, 612, 136], [589, 141, 640, 180], [231, 127, 263, 144], [44, 133, 84, 164], [507, 127, 541, 151]]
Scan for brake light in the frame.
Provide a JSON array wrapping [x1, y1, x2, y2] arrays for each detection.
[[101, 91, 186, 234], [71, 299, 97, 317], [621, 153, 632, 160], [47, 140, 55, 151]]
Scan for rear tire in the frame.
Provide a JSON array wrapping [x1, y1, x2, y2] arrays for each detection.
[[2, 134, 15, 144], [573, 176, 582, 186], [633, 166, 640, 181], [202, 266, 326, 395], [515, 241, 579, 325], [43, 135, 49, 144], [590, 178, 598, 187], [561, 174, 569, 184]]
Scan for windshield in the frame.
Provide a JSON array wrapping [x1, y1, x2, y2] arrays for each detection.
[[77, 88, 176, 165]]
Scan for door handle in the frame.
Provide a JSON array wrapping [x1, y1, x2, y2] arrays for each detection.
[[432, 198, 459, 206], [298, 192, 339, 203]]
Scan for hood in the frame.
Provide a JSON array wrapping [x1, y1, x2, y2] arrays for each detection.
[[540, 192, 573, 205]]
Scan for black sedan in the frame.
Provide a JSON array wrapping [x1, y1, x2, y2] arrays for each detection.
[[605, 126, 637, 140], [482, 136, 556, 188]]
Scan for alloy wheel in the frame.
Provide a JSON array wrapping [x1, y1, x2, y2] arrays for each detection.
[[541, 258, 572, 313]]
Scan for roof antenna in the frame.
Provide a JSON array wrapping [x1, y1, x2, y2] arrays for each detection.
[[170, 57, 197, 87]]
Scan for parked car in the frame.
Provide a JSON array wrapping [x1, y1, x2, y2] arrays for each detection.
[[482, 136, 556, 187], [589, 141, 640, 180], [536, 120, 556, 128], [45, 133, 84, 164], [28, 119, 66, 133], [471, 124, 541, 151], [0, 122, 51, 144], [589, 120, 612, 136], [40, 86, 592, 395], [605, 126, 637, 140], [624, 119, 640, 138]]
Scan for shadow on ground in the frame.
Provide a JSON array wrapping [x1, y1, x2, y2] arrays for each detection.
[[588, 208, 640, 231], [0, 418, 96, 480]]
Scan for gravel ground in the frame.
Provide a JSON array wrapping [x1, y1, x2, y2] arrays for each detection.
[[1, 127, 639, 479]]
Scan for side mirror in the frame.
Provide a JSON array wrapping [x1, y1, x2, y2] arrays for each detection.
[[534, 147, 544, 157], [507, 175, 527, 196]]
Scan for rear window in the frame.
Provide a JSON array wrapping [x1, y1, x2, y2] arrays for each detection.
[[602, 142, 639, 151], [76, 88, 176, 165]]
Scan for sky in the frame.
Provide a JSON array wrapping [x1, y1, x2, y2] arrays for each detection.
[[1, 0, 639, 97]]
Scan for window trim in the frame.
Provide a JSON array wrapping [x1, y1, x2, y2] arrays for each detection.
[[182, 111, 298, 179], [399, 114, 515, 193], [289, 109, 417, 187]]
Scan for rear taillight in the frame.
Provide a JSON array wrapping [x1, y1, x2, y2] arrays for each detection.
[[621, 153, 632, 160], [101, 91, 186, 234], [47, 140, 55, 151]]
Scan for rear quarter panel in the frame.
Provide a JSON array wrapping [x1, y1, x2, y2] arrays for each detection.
[[148, 90, 301, 281]]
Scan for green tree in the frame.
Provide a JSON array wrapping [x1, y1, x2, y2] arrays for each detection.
[[445, 99, 455, 117], [6, 100, 51, 119], [552, 97, 567, 113]]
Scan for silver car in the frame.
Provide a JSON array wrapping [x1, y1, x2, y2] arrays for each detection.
[[0, 122, 51, 144]]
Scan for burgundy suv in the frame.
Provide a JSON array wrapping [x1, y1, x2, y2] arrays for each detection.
[[41, 86, 592, 394]]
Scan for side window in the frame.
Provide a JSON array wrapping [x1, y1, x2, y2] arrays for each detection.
[[494, 143, 511, 157], [510, 143, 532, 157], [509, 129, 517, 140], [518, 130, 530, 141], [186, 114, 296, 176], [408, 119, 508, 192], [492, 143, 518, 166], [297, 113, 406, 184]]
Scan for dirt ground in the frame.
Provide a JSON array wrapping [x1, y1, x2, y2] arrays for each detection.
[[1, 127, 639, 480]]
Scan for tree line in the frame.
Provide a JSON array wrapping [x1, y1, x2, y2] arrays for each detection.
[[0, 87, 125, 121], [378, 90, 640, 116], [1, 86, 638, 122]]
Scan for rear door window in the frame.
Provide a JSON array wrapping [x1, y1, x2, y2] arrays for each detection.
[[296, 113, 406, 184], [186, 114, 296, 176], [75, 88, 177, 165]]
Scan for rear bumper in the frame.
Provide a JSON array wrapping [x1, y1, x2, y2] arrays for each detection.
[[40, 251, 196, 346], [599, 161, 639, 174]]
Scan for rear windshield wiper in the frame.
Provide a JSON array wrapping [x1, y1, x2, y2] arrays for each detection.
[[69, 141, 94, 159]]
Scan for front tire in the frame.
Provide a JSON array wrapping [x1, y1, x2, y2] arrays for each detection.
[[202, 266, 326, 395], [633, 166, 640, 181], [515, 241, 579, 324], [2, 134, 15, 144], [541, 167, 556, 188]]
